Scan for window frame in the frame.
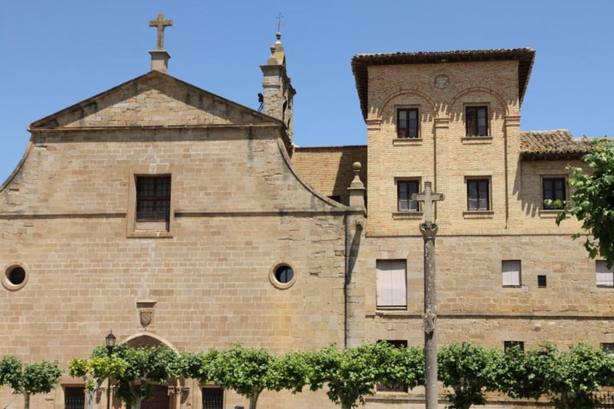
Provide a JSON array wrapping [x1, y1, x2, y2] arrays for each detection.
[[466, 177, 491, 211], [376, 259, 408, 310], [396, 108, 420, 139], [501, 260, 522, 288], [504, 341, 525, 352], [126, 166, 175, 239], [465, 105, 489, 137], [541, 176, 567, 210], [596, 260, 614, 288], [396, 178, 421, 213]]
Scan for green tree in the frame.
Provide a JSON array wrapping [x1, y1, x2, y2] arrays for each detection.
[[69, 354, 129, 409], [555, 139, 614, 267], [496, 345, 546, 401], [540, 344, 613, 409], [437, 343, 502, 409], [0, 356, 61, 409], [206, 345, 279, 409], [71, 345, 181, 409], [306, 342, 422, 409]]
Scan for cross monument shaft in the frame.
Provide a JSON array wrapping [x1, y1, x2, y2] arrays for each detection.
[[412, 181, 444, 409]]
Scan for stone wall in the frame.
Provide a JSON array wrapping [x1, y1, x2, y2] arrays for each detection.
[[292, 145, 367, 205]]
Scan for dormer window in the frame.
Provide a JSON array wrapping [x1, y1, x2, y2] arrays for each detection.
[[397, 108, 419, 139], [465, 106, 488, 137]]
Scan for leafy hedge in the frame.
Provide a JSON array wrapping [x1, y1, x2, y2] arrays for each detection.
[[1, 342, 612, 409]]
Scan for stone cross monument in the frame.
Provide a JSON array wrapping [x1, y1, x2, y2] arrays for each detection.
[[412, 181, 444, 409], [148, 13, 173, 73], [149, 13, 173, 49]]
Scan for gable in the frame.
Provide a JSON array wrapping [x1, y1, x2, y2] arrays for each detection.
[[29, 71, 281, 130]]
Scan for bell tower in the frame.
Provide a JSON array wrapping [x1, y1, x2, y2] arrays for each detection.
[[260, 32, 296, 141]]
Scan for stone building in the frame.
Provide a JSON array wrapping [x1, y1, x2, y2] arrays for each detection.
[[1, 16, 612, 409]]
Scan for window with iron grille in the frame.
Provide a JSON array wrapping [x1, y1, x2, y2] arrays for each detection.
[[602, 343, 614, 355], [467, 179, 490, 211], [542, 177, 566, 209], [203, 388, 224, 409], [465, 106, 488, 137], [377, 340, 408, 392], [64, 387, 85, 409], [136, 175, 171, 222], [504, 341, 525, 352], [397, 180, 420, 212], [397, 108, 419, 139]]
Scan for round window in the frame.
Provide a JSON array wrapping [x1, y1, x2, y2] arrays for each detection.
[[275, 265, 294, 283], [270, 263, 296, 289], [3, 265, 28, 291]]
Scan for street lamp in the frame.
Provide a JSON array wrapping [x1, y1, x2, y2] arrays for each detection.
[[105, 331, 116, 409]]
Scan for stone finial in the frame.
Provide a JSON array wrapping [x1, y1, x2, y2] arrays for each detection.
[[347, 161, 366, 208]]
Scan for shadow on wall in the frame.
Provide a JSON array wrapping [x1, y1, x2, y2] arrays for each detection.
[[332, 149, 367, 206]]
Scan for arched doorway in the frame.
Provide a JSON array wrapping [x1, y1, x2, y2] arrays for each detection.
[[122, 333, 179, 409]]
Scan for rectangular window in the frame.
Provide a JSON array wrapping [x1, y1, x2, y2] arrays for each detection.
[[502, 260, 521, 287], [537, 275, 547, 288], [504, 341, 525, 352], [376, 260, 407, 309], [377, 340, 408, 392], [465, 106, 488, 136], [202, 388, 224, 409], [543, 177, 566, 209], [136, 175, 171, 222], [602, 343, 614, 355], [397, 180, 420, 212], [467, 179, 490, 211], [596, 261, 614, 287], [64, 387, 85, 409], [397, 108, 419, 139]]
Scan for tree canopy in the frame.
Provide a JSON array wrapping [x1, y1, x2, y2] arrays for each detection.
[[556, 139, 614, 267]]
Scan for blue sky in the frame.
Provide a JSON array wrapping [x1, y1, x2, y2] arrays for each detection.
[[1, 0, 613, 181]]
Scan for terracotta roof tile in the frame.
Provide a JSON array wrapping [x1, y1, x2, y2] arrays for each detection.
[[520, 130, 591, 160], [351, 48, 535, 121]]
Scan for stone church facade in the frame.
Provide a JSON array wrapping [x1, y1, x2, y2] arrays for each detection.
[[1, 17, 612, 409]]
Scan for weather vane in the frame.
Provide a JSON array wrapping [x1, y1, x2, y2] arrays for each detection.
[[276, 13, 284, 33]]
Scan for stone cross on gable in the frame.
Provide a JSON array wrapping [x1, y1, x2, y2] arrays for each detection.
[[149, 13, 173, 50], [412, 182, 444, 224]]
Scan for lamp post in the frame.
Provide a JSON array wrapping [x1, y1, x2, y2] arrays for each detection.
[[105, 331, 116, 409]]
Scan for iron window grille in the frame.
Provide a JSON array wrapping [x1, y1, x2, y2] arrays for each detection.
[[203, 388, 224, 409], [64, 387, 85, 409], [136, 175, 171, 222]]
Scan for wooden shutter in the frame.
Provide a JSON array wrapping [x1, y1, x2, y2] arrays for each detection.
[[376, 260, 407, 307], [596, 261, 614, 287], [502, 260, 521, 287]]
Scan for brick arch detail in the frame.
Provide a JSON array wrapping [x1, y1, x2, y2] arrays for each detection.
[[377, 89, 438, 120], [447, 87, 510, 115]]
